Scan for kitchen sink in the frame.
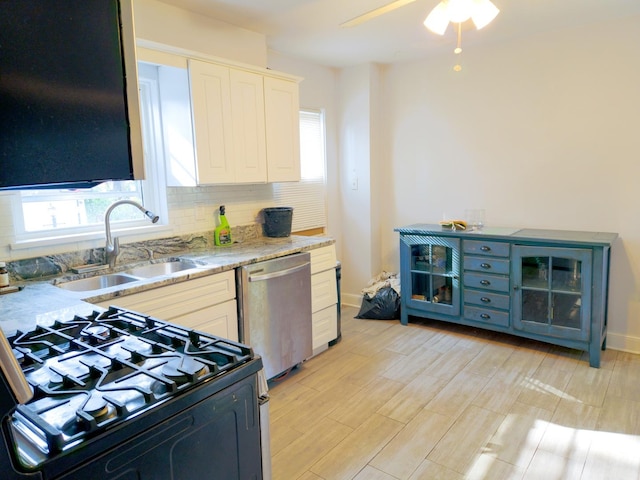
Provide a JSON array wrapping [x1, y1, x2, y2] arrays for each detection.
[[124, 260, 199, 278], [57, 273, 141, 292], [56, 259, 202, 293]]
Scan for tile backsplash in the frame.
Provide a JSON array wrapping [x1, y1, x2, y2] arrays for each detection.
[[0, 183, 278, 262], [6, 223, 260, 283]]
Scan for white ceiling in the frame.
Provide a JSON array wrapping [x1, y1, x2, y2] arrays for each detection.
[[157, 0, 640, 67]]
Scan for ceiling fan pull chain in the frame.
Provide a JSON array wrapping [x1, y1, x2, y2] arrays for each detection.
[[453, 22, 463, 72]]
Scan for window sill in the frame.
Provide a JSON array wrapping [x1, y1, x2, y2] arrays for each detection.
[[11, 224, 172, 251]]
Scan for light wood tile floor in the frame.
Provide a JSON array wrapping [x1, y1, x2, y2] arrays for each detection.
[[268, 306, 640, 480]]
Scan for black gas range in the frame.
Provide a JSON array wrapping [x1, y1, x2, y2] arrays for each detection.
[[0, 306, 266, 479]]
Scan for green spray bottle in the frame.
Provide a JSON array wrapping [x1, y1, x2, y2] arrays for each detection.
[[214, 205, 232, 246]]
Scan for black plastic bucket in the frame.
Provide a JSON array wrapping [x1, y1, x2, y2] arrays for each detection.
[[263, 207, 293, 237]]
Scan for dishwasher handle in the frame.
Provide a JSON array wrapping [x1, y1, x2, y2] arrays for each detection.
[[247, 262, 310, 282]]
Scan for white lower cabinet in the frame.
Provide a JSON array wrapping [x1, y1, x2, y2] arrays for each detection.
[[310, 246, 338, 352], [312, 305, 338, 351], [96, 270, 238, 342]]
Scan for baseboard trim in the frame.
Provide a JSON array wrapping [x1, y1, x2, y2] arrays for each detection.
[[341, 292, 362, 308], [606, 332, 640, 355]]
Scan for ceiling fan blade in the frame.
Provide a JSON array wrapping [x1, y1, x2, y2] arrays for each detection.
[[340, 0, 419, 28]]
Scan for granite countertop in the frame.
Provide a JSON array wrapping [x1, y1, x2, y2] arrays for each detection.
[[3, 235, 334, 335], [395, 223, 618, 247]]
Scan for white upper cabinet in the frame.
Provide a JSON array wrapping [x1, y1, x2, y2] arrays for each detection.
[[264, 76, 301, 182], [228, 68, 267, 183], [188, 60, 234, 184], [139, 45, 301, 186]]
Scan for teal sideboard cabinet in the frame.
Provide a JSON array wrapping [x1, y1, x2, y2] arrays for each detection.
[[395, 224, 618, 367]]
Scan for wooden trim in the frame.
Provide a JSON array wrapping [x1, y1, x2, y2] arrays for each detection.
[[292, 227, 325, 236]]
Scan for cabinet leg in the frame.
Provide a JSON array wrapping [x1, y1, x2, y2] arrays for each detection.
[[400, 308, 408, 326], [589, 348, 601, 368]]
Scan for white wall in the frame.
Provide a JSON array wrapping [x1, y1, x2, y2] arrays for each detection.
[[380, 16, 640, 351], [133, 0, 267, 67]]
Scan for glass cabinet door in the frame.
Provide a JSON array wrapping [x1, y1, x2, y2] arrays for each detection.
[[513, 245, 591, 341], [400, 235, 460, 316]]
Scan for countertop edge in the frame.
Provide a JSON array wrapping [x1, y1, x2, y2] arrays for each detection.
[[3, 236, 335, 334]]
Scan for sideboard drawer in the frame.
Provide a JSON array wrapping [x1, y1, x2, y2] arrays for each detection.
[[463, 240, 510, 257], [464, 256, 510, 275], [464, 305, 509, 328], [464, 272, 510, 293], [464, 289, 510, 310]]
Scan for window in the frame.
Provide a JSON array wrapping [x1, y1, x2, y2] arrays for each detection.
[[13, 65, 166, 243], [273, 109, 327, 232], [18, 181, 145, 234]]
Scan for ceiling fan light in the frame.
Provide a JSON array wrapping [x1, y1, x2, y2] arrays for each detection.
[[424, 1, 449, 35], [470, 0, 499, 30], [447, 0, 474, 23]]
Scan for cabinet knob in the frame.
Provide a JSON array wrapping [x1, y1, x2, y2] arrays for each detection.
[[480, 263, 491, 269], [480, 246, 491, 252], [481, 297, 491, 303], [513, 285, 520, 291], [480, 313, 490, 319], [480, 279, 491, 286]]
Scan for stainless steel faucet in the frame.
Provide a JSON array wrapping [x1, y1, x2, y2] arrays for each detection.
[[105, 200, 159, 268]]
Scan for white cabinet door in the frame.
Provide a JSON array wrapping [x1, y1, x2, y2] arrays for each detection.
[[230, 69, 267, 183], [312, 305, 338, 350], [311, 268, 338, 313], [177, 299, 238, 342], [310, 244, 338, 352], [264, 76, 301, 182], [188, 59, 234, 184], [95, 271, 238, 341], [310, 245, 337, 274]]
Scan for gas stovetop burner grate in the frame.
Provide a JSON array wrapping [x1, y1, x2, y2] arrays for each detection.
[[7, 306, 255, 465]]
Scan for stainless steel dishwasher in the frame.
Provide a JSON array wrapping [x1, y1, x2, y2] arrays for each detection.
[[237, 252, 312, 380]]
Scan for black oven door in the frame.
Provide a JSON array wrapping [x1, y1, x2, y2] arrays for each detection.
[[55, 367, 262, 480]]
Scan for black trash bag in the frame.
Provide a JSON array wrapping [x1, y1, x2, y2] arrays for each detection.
[[356, 287, 401, 320]]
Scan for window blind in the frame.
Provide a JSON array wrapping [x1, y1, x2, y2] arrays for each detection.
[[273, 109, 327, 232]]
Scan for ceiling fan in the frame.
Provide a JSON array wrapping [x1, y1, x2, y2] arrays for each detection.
[[341, 0, 500, 70], [341, 0, 500, 35]]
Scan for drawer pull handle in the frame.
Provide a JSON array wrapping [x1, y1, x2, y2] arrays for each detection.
[[480, 280, 491, 286], [480, 313, 490, 319], [480, 246, 491, 252], [480, 263, 491, 269], [481, 297, 491, 303]]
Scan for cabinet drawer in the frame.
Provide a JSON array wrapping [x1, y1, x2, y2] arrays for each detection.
[[464, 256, 510, 275], [310, 245, 337, 274], [464, 305, 509, 328], [312, 305, 338, 349], [463, 272, 510, 293], [97, 270, 236, 317], [463, 240, 509, 257], [176, 299, 238, 342], [312, 269, 338, 313], [464, 289, 510, 310]]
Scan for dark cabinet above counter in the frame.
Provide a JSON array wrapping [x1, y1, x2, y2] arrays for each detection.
[[0, 0, 144, 190], [395, 224, 618, 367]]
